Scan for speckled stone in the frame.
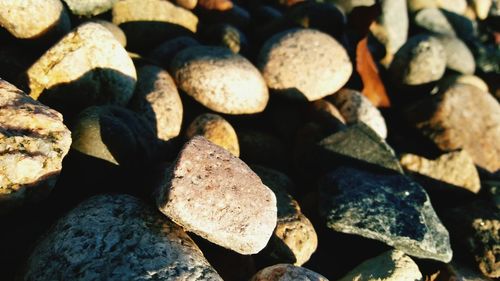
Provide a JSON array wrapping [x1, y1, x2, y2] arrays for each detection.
[[63, 0, 117, 16], [250, 264, 329, 281], [370, 0, 409, 59], [414, 8, 456, 37], [171, 46, 269, 114], [257, 28, 352, 101], [435, 35, 475, 75], [24, 194, 223, 281], [156, 136, 277, 255], [319, 166, 453, 262], [0, 80, 71, 214]]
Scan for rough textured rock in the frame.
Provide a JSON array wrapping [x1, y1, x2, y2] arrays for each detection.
[[390, 34, 446, 86], [91, 20, 127, 47], [26, 22, 137, 116], [338, 250, 423, 281], [171, 46, 269, 114], [63, 0, 117, 16], [472, 219, 500, 278], [414, 8, 456, 37], [148, 36, 200, 68], [24, 194, 223, 281], [319, 166, 453, 262], [328, 89, 387, 139], [156, 136, 277, 255], [250, 264, 329, 281], [0, 80, 71, 213], [185, 113, 239, 156], [129, 65, 183, 142], [400, 150, 481, 193], [257, 28, 352, 101], [406, 83, 500, 173], [435, 35, 475, 75], [0, 0, 70, 39]]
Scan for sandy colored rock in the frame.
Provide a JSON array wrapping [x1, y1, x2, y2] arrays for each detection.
[[91, 20, 127, 47], [338, 250, 423, 281], [171, 46, 269, 114], [185, 113, 239, 156], [156, 136, 277, 255], [0, 0, 70, 39], [472, 218, 499, 278], [435, 35, 475, 75], [63, 0, 117, 16], [257, 28, 352, 101], [250, 264, 329, 281], [0, 80, 71, 213], [175, 0, 198, 10], [24, 194, 223, 281], [129, 65, 183, 142], [408, 0, 467, 14], [472, 0, 493, 19]]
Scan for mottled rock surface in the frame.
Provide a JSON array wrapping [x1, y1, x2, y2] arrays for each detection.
[[63, 0, 117, 16], [250, 264, 329, 281]]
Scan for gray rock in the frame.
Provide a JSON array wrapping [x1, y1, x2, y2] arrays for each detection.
[[250, 264, 329, 281], [171, 46, 269, 114], [24, 194, 223, 281], [435, 35, 475, 74], [63, 0, 117, 16], [371, 0, 409, 60], [148, 36, 200, 68], [156, 136, 277, 255], [414, 8, 456, 37], [319, 166, 453, 262]]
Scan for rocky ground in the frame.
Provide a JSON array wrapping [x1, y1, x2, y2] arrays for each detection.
[[0, 0, 499, 280]]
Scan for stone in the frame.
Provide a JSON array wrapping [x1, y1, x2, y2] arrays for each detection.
[[389, 34, 447, 86], [253, 165, 318, 266], [406, 83, 500, 173], [472, 0, 493, 19], [171, 46, 269, 114], [319, 166, 453, 262], [0, 79, 71, 213], [441, 260, 496, 281], [175, 0, 198, 10], [148, 36, 200, 68], [308, 99, 346, 129], [400, 150, 481, 193], [328, 89, 387, 139], [438, 74, 489, 93], [328, 0, 376, 13], [408, 0, 467, 14], [24, 194, 223, 281], [414, 8, 456, 37], [0, 0, 70, 39], [472, 219, 499, 278], [156, 136, 277, 255], [435, 35, 475, 75], [185, 113, 239, 156], [250, 264, 329, 281], [257, 28, 352, 101], [91, 20, 127, 47], [26, 22, 137, 117], [338, 250, 423, 281], [63, 0, 117, 16], [201, 24, 248, 54], [129, 65, 183, 142]]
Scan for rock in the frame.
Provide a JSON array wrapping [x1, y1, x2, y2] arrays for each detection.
[[63, 0, 117, 16], [156, 136, 277, 255], [148, 36, 200, 68], [406, 83, 500, 173], [257, 28, 352, 101], [253, 165, 318, 266], [175, 0, 198, 10], [408, 0, 467, 14], [129, 65, 183, 142], [26, 22, 137, 117], [338, 250, 423, 281], [0, 79, 71, 213], [328, 89, 387, 139], [438, 74, 489, 92], [238, 130, 287, 170], [319, 166, 453, 262], [171, 46, 269, 114], [472, 219, 499, 278], [250, 264, 328, 281], [185, 113, 239, 156], [0, 0, 70, 39], [472, 0, 493, 19], [442, 10, 478, 41], [308, 99, 346, 130], [414, 8, 456, 37], [24, 194, 223, 281], [435, 35, 475, 74], [201, 24, 248, 54], [441, 259, 497, 281], [328, 0, 376, 13], [91, 20, 127, 47], [389, 34, 447, 86], [400, 150, 481, 193]]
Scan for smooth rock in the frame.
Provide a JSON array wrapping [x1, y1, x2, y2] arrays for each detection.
[[370, 0, 409, 58], [0, 79, 71, 213], [148, 36, 200, 68], [91, 20, 127, 47], [319, 166, 453, 262], [257, 28, 352, 101], [472, 0, 493, 19], [201, 24, 248, 54], [63, 0, 117, 16], [156, 136, 277, 255], [129, 65, 183, 142], [24, 194, 223, 281], [414, 8, 456, 37], [438, 74, 489, 92], [328, 0, 376, 13], [171, 46, 269, 114], [435, 35, 475, 74], [175, 0, 198, 10], [408, 0, 467, 14], [338, 250, 423, 281], [185, 113, 239, 156], [308, 99, 346, 129], [250, 264, 329, 281]]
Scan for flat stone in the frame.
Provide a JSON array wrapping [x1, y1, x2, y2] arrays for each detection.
[[257, 28, 352, 101], [414, 8, 456, 37], [24, 194, 223, 281], [370, 0, 409, 57], [435, 35, 475, 75], [0, 79, 71, 213], [250, 264, 329, 281], [63, 0, 117, 16], [156, 136, 277, 255], [171, 46, 269, 114], [319, 166, 453, 262]]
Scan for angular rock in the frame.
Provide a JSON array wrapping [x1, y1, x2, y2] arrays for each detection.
[[319, 166, 453, 262], [414, 8, 456, 37], [257, 28, 352, 101], [148, 36, 200, 68], [171, 46, 269, 114], [0, 79, 71, 213], [338, 250, 423, 281], [156, 136, 277, 255], [63, 0, 117, 16], [129, 65, 183, 142], [26, 22, 137, 116], [250, 264, 328, 281], [435, 35, 475, 75], [24, 194, 223, 281]]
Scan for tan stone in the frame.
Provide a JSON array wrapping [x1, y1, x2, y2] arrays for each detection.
[[186, 113, 239, 156]]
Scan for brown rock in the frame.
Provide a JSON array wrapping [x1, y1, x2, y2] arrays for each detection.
[[250, 264, 329, 281]]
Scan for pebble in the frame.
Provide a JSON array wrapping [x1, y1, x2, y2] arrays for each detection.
[[63, 0, 117, 16], [257, 28, 352, 101], [330, 0, 376, 13], [175, 0, 198, 10], [156, 136, 277, 255], [435, 35, 476, 74], [370, 0, 409, 58], [414, 8, 456, 37], [201, 24, 248, 54], [171, 46, 269, 114], [24, 194, 223, 281], [308, 99, 346, 128], [408, 0, 467, 14], [250, 264, 329, 281]]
